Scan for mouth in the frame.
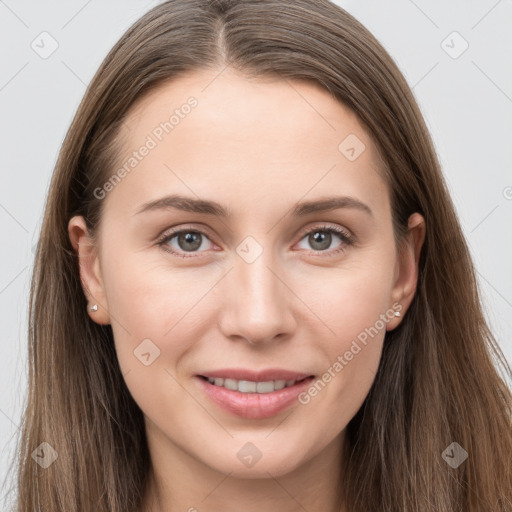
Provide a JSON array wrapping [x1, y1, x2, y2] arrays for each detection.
[[195, 370, 316, 419], [198, 375, 311, 393]]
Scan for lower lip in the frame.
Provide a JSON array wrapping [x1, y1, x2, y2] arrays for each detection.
[[196, 376, 315, 419]]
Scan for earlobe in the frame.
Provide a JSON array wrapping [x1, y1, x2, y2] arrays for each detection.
[[68, 216, 111, 325], [387, 212, 426, 331]]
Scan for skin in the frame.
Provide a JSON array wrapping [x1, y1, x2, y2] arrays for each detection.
[[68, 68, 425, 512]]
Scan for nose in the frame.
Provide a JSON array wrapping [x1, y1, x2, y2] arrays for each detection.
[[218, 248, 296, 346]]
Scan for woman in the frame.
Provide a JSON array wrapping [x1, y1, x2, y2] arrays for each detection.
[[8, 0, 512, 511]]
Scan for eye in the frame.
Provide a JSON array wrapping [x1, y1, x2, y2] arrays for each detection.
[[295, 224, 354, 256], [157, 227, 215, 258]]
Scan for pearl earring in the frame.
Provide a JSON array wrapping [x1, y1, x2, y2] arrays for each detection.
[[89, 304, 98, 312], [394, 310, 401, 317]]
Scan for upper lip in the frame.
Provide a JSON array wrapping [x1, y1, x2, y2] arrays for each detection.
[[198, 368, 314, 382]]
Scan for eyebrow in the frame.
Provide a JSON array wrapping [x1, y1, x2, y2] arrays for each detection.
[[134, 194, 373, 218]]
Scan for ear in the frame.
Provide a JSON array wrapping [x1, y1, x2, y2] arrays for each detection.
[[68, 215, 111, 325], [386, 212, 425, 331]]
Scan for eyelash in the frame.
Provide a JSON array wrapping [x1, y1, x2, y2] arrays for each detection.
[[156, 224, 354, 259]]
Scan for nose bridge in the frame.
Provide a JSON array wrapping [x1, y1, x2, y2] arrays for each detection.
[[220, 238, 294, 344]]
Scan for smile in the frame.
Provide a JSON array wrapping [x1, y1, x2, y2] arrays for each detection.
[[203, 376, 306, 393], [195, 370, 316, 419]]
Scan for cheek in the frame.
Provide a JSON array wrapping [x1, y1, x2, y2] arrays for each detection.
[[294, 253, 394, 424], [101, 256, 208, 420], [296, 247, 395, 345], [316, 274, 388, 400], [99, 252, 201, 368], [296, 299, 387, 449]]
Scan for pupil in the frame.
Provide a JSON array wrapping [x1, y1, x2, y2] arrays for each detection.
[[311, 231, 331, 250], [179, 232, 201, 251]]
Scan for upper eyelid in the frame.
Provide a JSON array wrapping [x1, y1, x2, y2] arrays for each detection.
[[296, 223, 352, 239], [157, 223, 215, 240]]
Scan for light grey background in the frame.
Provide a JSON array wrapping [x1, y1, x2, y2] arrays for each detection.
[[1, 0, 511, 503]]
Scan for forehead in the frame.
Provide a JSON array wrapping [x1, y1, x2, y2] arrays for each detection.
[[105, 68, 389, 222], [125, 68, 373, 155]]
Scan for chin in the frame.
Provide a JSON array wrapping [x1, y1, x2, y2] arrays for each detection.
[[203, 443, 306, 479]]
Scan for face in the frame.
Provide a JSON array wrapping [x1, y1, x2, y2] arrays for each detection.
[[69, 68, 424, 479]]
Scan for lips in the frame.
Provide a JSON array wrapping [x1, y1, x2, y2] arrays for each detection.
[[195, 368, 315, 419]]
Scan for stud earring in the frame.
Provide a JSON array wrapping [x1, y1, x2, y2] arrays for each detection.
[[394, 310, 401, 317], [89, 304, 98, 312]]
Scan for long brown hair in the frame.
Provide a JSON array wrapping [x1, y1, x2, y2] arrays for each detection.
[[5, 1, 511, 510]]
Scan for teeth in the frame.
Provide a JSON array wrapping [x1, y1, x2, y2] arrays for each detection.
[[256, 381, 274, 393], [239, 380, 257, 393], [206, 377, 299, 393], [274, 380, 286, 390], [224, 378, 238, 391]]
